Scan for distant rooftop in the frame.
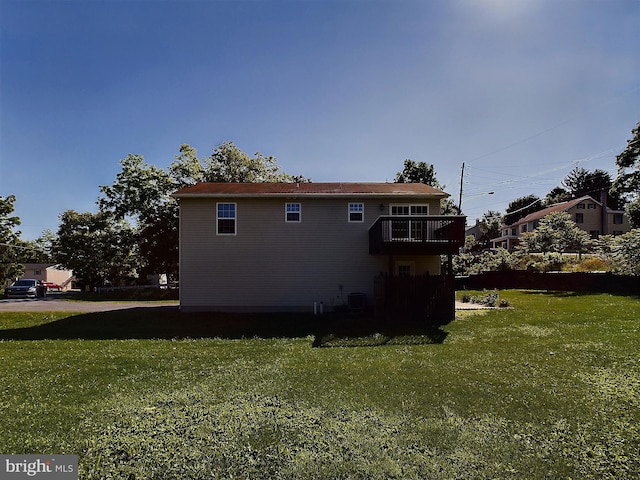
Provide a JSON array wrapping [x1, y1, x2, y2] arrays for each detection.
[[508, 195, 596, 226]]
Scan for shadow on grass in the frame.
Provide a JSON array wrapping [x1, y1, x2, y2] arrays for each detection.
[[0, 306, 448, 346]]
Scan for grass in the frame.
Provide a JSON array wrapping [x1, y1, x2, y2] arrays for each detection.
[[1, 291, 639, 479]]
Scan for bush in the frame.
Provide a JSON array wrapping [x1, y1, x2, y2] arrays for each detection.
[[461, 289, 509, 308], [561, 257, 612, 273]]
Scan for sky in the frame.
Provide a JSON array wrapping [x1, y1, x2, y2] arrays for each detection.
[[1, 0, 639, 240]]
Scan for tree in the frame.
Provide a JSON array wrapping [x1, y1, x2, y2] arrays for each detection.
[[394, 159, 457, 214], [98, 142, 309, 280], [169, 144, 205, 188], [544, 186, 572, 206], [204, 141, 306, 183], [98, 154, 178, 279], [477, 210, 503, 247], [394, 159, 441, 187], [0, 195, 23, 282], [52, 211, 140, 287], [561, 167, 621, 208], [612, 122, 640, 227], [504, 195, 543, 226], [98, 154, 174, 221], [597, 229, 640, 275], [517, 212, 591, 255]]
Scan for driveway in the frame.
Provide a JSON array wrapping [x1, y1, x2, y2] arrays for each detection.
[[1, 296, 484, 313], [0, 295, 178, 313]]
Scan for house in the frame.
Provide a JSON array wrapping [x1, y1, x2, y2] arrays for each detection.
[[465, 219, 484, 241], [173, 182, 465, 318], [22, 264, 75, 291], [491, 195, 631, 251]]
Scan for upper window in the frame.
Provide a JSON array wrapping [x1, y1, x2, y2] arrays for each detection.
[[577, 203, 586, 209], [217, 203, 236, 235], [587, 203, 596, 209], [575, 213, 584, 224], [390, 205, 429, 216], [285, 203, 301, 222], [348, 203, 364, 222]]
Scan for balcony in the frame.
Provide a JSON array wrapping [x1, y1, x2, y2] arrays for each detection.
[[369, 215, 466, 255]]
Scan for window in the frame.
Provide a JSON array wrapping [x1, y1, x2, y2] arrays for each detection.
[[348, 203, 364, 222], [510, 228, 516, 236], [587, 203, 596, 209], [613, 213, 623, 224], [521, 224, 527, 233], [575, 213, 584, 224], [217, 203, 236, 235], [589, 230, 600, 239], [285, 203, 301, 222], [390, 204, 429, 240], [410, 205, 429, 215], [395, 261, 415, 276], [577, 203, 586, 209]]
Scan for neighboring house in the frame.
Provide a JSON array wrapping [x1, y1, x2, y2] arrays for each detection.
[[465, 219, 484, 241], [22, 264, 75, 291], [491, 195, 631, 251], [173, 182, 465, 317]]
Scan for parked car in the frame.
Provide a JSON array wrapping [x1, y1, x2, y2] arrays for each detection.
[[42, 281, 62, 292], [4, 279, 47, 298]]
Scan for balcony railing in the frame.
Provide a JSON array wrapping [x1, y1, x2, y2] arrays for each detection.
[[369, 215, 466, 255]]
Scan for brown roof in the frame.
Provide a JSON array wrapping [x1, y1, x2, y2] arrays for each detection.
[[510, 196, 597, 226], [173, 182, 448, 198]]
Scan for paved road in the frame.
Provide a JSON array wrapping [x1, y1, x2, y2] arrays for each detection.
[[0, 295, 178, 312]]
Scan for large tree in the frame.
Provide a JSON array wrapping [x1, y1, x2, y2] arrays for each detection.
[[611, 122, 640, 227], [52, 211, 140, 287], [0, 195, 23, 282], [394, 159, 441, 187], [98, 154, 174, 220], [98, 154, 178, 279], [394, 159, 456, 214], [555, 167, 622, 208], [98, 142, 308, 279], [204, 141, 304, 183]]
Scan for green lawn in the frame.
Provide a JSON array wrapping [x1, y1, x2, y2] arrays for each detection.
[[1, 291, 638, 479]]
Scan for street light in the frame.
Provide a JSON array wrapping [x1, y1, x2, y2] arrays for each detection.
[[458, 191, 494, 214]]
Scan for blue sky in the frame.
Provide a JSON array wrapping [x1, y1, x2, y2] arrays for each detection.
[[1, 0, 639, 240]]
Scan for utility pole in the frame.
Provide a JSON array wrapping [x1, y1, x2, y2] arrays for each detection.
[[457, 162, 465, 214]]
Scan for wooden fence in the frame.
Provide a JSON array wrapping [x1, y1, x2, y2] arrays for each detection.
[[374, 273, 455, 324]]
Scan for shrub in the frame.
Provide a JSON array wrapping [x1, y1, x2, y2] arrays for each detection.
[[461, 290, 510, 308], [562, 257, 612, 273]]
